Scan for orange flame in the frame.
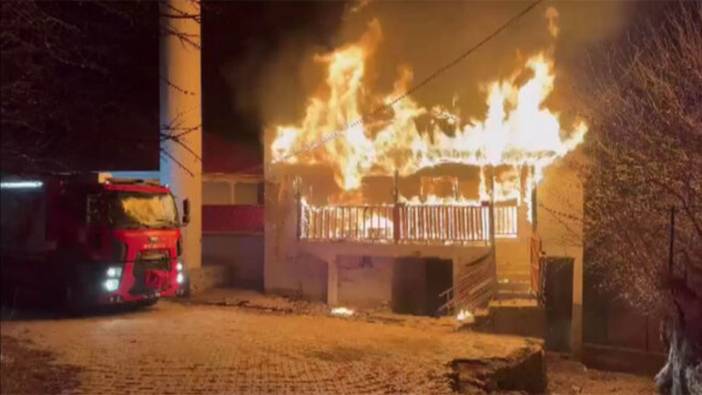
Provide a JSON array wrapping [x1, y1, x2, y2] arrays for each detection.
[[271, 18, 586, 208]]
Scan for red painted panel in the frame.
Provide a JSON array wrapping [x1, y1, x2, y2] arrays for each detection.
[[202, 205, 264, 234]]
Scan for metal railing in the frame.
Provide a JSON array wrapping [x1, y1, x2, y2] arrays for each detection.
[[439, 251, 497, 313]]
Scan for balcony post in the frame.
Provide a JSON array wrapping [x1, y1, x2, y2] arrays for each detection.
[[294, 177, 302, 240], [393, 170, 400, 243], [484, 166, 496, 247], [486, 166, 498, 296]]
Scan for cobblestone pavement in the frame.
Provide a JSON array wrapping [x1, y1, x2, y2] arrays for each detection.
[[1, 301, 532, 394]]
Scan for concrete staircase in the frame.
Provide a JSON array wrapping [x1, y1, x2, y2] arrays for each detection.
[[472, 262, 544, 339], [496, 263, 534, 300]]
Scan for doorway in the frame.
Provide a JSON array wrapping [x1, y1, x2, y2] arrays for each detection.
[[392, 257, 453, 316]]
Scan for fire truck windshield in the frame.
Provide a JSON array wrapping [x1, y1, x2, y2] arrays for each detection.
[[107, 192, 179, 229]]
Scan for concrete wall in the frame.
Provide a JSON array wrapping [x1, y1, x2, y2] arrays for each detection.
[[306, 241, 488, 306], [337, 256, 394, 308], [264, 177, 320, 298], [202, 234, 263, 290], [270, 252, 328, 301], [336, 255, 455, 315], [188, 264, 231, 295], [536, 152, 585, 355], [495, 238, 530, 268]]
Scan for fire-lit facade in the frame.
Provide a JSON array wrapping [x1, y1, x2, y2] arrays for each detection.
[[263, 16, 586, 328], [263, 165, 539, 316]]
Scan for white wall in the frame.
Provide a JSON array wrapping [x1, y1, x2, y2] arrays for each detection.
[[537, 152, 585, 355]]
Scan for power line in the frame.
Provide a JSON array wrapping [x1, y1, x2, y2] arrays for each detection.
[[249, 0, 544, 175], [385, 0, 545, 110]]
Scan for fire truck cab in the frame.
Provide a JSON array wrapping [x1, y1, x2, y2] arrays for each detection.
[[0, 173, 188, 310]]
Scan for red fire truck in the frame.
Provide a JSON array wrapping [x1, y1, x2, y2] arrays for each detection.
[[0, 173, 189, 310]]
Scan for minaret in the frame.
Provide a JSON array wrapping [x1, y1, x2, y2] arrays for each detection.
[[159, 0, 202, 271]]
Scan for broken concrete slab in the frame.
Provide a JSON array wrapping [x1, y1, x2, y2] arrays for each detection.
[[450, 341, 546, 394]]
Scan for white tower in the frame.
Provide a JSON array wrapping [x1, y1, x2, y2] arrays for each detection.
[[159, 0, 202, 271]]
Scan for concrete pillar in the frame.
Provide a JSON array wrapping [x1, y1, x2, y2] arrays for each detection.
[[327, 258, 339, 305], [159, 0, 202, 270]]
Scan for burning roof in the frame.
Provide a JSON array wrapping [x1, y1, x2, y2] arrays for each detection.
[[269, 10, 587, 208]]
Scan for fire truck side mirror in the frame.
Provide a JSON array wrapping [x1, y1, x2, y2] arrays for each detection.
[[182, 198, 191, 226]]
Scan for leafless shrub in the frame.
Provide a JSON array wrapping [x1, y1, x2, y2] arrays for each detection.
[[580, 4, 702, 391], [1, 1, 201, 174], [582, 2, 702, 314]]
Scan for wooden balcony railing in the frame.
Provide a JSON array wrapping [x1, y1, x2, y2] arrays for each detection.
[[396, 205, 490, 242], [494, 205, 519, 238], [298, 201, 518, 244], [299, 205, 395, 242]]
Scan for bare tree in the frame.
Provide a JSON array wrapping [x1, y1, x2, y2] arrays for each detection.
[[157, 0, 202, 177], [0, 1, 201, 174], [1, 1, 111, 171], [581, 3, 701, 392]]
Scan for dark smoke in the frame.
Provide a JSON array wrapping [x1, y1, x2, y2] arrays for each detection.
[[202, 2, 346, 146], [208, 1, 663, 149]]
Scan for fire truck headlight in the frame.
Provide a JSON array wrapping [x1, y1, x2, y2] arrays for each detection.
[[176, 262, 183, 272], [106, 266, 122, 278], [177, 273, 184, 284], [0, 180, 43, 189], [103, 279, 120, 292]]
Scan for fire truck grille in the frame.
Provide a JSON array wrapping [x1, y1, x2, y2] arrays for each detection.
[[129, 250, 171, 295]]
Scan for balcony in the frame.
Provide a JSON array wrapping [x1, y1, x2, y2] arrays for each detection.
[[298, 201, 517, 244]]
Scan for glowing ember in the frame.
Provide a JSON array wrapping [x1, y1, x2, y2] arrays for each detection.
[[456, 309, 475, 323], [271, 12, 586, 221], [330, 307, 355, 317]]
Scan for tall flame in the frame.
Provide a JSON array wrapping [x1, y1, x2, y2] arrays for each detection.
[[271, 18, 586, 205]]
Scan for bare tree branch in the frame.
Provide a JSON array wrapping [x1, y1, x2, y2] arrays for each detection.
[[579, 5, 702, 391]]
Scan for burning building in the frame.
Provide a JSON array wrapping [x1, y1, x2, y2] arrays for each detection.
[[263, 16, 586, 324]]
